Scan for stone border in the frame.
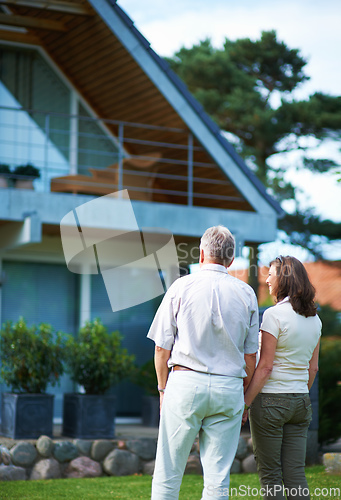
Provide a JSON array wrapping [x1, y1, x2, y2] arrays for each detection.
[[0, 435, 257, 481]]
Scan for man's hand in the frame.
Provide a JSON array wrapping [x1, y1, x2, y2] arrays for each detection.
[[243, 352, 257, 392]]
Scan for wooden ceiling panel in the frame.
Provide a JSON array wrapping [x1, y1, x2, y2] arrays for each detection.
[[0, 1, 93, 16], [82, 63, 141, 94]]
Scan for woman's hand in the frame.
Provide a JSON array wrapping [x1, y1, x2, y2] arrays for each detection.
[[241, 408, 249, 426]]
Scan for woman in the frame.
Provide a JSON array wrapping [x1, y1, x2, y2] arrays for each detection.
[[244, 256, 321, 500]]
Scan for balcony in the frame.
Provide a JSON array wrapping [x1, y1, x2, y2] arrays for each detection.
[[0, 105, 253, 212]]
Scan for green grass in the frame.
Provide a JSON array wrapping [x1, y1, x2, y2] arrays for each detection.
[[0, 466, 340, 499]]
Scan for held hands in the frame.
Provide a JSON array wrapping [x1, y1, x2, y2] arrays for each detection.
[[241, 408, 249, 426], [241, 403, 250, 427]]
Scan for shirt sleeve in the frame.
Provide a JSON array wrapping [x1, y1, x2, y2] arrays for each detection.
[[260, 306, 280, 339], [147, 281, 179, 350], [244, 290, 260, 354], [317, 315, 322, 337]]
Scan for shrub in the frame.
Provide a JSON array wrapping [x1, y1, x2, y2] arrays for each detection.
[[318, 304, 341, 337], [65, 319, 136, 394], [0, 164, 11, 175], [13, 163, 40, 178], [0, 318, 66, 393], [134, 358, 158, 396]]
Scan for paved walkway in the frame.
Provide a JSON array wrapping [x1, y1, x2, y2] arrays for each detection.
[[322, 438, 341, 453], [0, 423, 159, 449], [0, 423, 253, 447]]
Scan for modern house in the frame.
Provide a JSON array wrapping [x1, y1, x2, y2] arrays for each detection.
[[0, 0, 283, 419]]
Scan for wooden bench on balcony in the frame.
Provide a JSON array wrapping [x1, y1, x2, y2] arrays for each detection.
[[50, 152, 162, 201]]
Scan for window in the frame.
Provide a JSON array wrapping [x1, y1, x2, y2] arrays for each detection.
[[0, 45, 119, 189]]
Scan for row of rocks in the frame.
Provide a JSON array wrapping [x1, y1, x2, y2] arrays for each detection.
[[322, 453, 341, 475], [0, 434, 258, 481]]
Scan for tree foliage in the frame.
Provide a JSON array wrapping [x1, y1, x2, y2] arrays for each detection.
[[166, 31, 341, 253]]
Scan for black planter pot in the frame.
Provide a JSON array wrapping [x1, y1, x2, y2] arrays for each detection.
[[141, 395, 160, 427], [1, 393, 54, 439], [62, 393, 116, 439]]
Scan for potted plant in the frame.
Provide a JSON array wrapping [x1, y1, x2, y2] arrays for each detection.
[[0, 318, 66, 439], [134, 358, 160, 427], [63, 319, 136, 439], [13, 163, 40, 189], [0, 164, 11, 188]]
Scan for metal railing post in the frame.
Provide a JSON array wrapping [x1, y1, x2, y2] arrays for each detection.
[[118, 123, 124, 197], [44, 113, 50, 192], [187, 132, 193, 206], [69, 92, 78, 175]]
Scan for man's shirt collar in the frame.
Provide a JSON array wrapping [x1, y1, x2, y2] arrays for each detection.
[[200, 263, 228, 274]]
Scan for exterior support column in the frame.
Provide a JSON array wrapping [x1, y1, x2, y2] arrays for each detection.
[[248, 243, 259, 299], [79, 265, 91, 327]]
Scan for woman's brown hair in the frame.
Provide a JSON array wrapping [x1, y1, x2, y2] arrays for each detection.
[[270, 256, 317, 317]]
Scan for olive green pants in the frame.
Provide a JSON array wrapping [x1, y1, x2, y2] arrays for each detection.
[[250, 393, 312, 500]]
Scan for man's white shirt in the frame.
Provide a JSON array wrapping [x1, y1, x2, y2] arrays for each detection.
[[147, 264, 259, 378]]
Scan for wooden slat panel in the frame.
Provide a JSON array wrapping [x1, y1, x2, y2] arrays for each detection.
[[62, 40, 123, 73], [41, 20, 110, 60], [0, 28, 41, 44], [0, 12, 67, 30], [38, 16, 93, 47], [0, 0, 93, 16], [76, 60, 140, 92], [76, 38, 128, 62], [110, 100, 183, 127]]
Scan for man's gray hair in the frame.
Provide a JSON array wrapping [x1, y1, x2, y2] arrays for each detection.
[[200, 225, 235, 266]]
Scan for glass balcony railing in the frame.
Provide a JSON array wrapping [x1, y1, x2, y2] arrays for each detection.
[[0, 105, 246, 209]]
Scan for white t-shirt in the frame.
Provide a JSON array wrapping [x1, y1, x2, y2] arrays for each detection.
[[260, 297, 322, 393], [147, 263, 259, 378]]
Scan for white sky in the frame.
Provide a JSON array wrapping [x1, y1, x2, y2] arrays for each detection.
[[117, 0, 341, 262], [117, 0, 341, 98]]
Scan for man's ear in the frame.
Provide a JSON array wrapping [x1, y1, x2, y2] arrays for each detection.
[[227, 257, 235, 268], [200, 248, 205, 264]]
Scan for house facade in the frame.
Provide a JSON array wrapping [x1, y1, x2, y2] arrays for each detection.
[[0, 0, 283, 420]]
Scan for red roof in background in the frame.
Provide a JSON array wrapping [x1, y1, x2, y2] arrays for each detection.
[[229, 261, 341, 311], [305, 261, 341, 311]]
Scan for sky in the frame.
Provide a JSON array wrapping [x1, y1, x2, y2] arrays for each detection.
[[117, 0, 341, 263]]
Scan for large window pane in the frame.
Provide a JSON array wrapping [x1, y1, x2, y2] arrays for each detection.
[[78, 103, 119, 174]]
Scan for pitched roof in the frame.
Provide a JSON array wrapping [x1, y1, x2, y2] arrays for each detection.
[[0, 0, 283, 235], [109, 0, 283, 216], [230, 261, 341, 311]]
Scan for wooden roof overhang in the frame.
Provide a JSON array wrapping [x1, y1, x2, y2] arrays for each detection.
[[0, 0, 283, 223]]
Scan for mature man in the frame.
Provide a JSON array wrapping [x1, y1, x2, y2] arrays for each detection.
[[147, 225, 259, 500]]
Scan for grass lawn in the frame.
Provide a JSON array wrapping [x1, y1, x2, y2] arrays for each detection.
[[0, 466, 340, 499]]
